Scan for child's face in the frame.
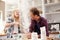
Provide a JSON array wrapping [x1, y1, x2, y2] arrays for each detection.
[[14, 11, 19, 18]]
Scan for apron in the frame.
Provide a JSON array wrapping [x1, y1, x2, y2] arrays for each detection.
[[13, 19, 21, 33], [6, 18, 20, 38]]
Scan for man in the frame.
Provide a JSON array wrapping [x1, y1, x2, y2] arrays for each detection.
[[29, 8, 49, 38]]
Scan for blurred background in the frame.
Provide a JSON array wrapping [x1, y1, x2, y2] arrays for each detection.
[[0, 0, 60, 40]]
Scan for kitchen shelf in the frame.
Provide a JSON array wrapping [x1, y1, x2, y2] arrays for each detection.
[[49, 31, 59, 34], [45, 2, 60, 6], [45, 12, 60, 15]]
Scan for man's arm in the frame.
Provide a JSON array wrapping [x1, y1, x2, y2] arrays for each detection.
[[44, 20, 49, 37], [29, 20, 35, 32]]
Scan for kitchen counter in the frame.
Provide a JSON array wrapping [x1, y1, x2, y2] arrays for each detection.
[[0, 33, 60, 40]]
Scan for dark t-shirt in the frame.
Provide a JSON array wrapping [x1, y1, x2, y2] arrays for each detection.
[[34, 20, 41, 34]]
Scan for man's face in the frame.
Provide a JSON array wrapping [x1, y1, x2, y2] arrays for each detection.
[[30, 12, 36, 20]]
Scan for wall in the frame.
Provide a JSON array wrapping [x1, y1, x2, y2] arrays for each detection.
[[0, 0, 5, 21]]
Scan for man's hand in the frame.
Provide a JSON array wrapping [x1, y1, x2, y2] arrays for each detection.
[[38, 34, 41, 38], [25, 32, 31, 39], [26, 33, 41, 39]]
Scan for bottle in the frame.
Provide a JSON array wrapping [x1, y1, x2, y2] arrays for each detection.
[[59, 31, 60, 38]]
